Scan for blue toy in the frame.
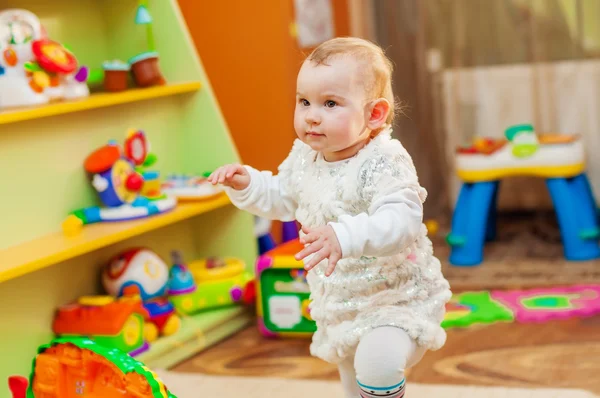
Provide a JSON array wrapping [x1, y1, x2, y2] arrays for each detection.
[[167, 250, 197, 295], [62, 129, 176, 235], [448, 124, 600, 266]]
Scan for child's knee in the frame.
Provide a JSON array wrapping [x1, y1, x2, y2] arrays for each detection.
[[355, 327, 415, 372], [353, 327, 415, 396]]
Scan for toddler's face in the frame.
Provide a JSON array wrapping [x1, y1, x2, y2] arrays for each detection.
[[294, 56, 371, 161]]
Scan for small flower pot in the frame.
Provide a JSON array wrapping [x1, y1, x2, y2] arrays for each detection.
[[129, 51, 165, 88], [102, 60, 130, 92]]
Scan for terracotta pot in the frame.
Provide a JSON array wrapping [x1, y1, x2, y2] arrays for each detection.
[[102, 60, 130, 92], [129, 51, 165, 88]]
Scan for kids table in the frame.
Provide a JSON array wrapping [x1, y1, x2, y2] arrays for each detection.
[[447, 124, 600, 266]]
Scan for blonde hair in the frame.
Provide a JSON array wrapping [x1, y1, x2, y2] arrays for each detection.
[[306, 37, 397, 126]]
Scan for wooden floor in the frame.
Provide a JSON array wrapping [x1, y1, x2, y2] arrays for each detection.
[[174, 212, 600, 395]]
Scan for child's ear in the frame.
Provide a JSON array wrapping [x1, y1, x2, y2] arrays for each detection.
[[366, 98, 390, 130]]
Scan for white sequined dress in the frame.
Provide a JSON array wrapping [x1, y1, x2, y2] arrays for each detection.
[[224, 128, 452, 364]]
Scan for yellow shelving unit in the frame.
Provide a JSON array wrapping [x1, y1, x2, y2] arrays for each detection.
[[0, 82, 202, 126], [0, 194, 231, 284], [0, 0, 257, 382]]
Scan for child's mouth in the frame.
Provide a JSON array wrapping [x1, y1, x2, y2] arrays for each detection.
[[306, 131, 324, 138]]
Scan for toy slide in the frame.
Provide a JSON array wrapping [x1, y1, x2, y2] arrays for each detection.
[[8, 337, 176, 398]]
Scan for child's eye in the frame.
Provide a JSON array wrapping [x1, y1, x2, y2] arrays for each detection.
[[325, 100, 337, 108], [300, 98, 310, 106]]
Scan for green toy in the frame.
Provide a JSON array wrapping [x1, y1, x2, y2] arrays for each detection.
[[505, 123, 539, 158], [136, 0, 156, 52], [7, 336, 176, 398], [442, 291, 514, 329]]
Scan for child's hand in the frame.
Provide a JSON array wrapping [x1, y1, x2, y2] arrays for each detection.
[[295, 225, 342, 277], [207, 164, 251, 190]]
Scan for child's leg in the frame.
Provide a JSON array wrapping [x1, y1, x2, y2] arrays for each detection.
[[354, 326, 426, 397], [338, 356, 361, 397]]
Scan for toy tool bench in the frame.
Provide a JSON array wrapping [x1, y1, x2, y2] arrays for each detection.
[[447, 124, 600, 266]]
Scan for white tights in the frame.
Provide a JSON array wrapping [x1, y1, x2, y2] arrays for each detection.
[[337, 327, 426, 398]]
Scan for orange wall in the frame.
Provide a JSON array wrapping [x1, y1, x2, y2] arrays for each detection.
[[177, 0, 351, 174]]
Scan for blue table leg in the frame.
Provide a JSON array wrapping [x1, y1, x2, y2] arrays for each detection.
[[546, 173, 600, 261], [448, 180, 500, 266], [485, 181, 500, 242]]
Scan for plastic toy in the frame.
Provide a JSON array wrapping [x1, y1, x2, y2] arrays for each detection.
[[128, 1, 165, 88], [7, 337, 176, 397], [167, 252, 255, 315], [102, 248, 181, 342], [62, 129, 176, 236], [161, 173, 224, 202], [102, 60, 130, 92], [255, 216, 277, 255], [491, 285, 600, 323], [129, 52, 165, 87], [96, 2, 164, 93], [0, 9, 89, 109], [256, 239, 316, 338], [442, 291, 514, 329], [424, 219, 439, 236], [448, 123, 600, 266], [52, 295, 149, 356]]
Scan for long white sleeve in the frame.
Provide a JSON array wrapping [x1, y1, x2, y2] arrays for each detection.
[[224, 165, 297, 221], [328, 186, 423, 258]]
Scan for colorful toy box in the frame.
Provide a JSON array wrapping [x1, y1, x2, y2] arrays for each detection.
[[256, 239, 316, 338]]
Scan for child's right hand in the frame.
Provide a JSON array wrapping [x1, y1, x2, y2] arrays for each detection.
[[207, 164, 251, 190]]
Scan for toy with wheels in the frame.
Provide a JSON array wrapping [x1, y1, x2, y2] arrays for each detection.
[[62, 129, 176, 236], [52, 295, 149, 357], [7, 337, 176, 397], [256, 239, 316, 338], [0, 9, 89, 109], [168, 252, 255, 315], [102, 248, 181, 343]]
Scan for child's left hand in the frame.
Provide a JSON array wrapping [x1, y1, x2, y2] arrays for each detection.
[[295, 225, 342, 277]]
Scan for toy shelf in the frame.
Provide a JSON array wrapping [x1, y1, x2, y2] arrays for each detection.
[[137, 306, 254, 369], [0, 0, 258, 386], [0, 82, 202, 126], [0, 194, 231, 284]]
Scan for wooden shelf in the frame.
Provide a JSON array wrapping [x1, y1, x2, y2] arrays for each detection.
[[0, 194, 230, 284], [0, 82, 202, 125]]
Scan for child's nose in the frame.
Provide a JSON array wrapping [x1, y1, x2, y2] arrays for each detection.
[[305, 109, 321, 125]]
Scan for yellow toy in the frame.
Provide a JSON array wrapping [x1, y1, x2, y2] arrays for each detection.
[[167, 252, 255, 315]]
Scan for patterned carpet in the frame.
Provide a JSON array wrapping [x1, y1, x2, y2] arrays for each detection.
[[158, 371, 598, 398], [434, 210, 600, 290], [171, 211, 600, 395]]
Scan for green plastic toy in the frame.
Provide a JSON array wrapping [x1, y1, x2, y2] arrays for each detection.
[[442, 291, 514, 329], [12, 336, 177, 398]]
